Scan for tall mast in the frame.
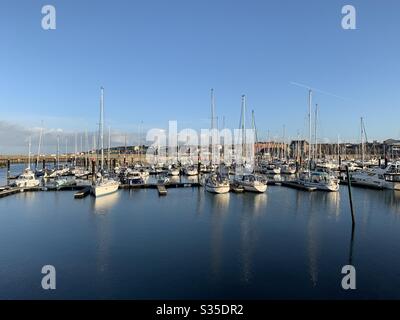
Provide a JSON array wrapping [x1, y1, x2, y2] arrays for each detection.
[[308, 89, 312, 171], [74, 132, 77, 166], [124, 134, 127, 165], [211, 88, 215, 130], [108, 126, 111, 172], [57, 135, 60, 168], [28, 136, 31, 169], [92, 134, 95, 152], [36, 123, 43, 167], [282, 124, 286, 160], [314, 104, 318, 160], [251, 110, 258, 143], [241, 95, 246, 159], [361, 117, 364, 168], [84, 130, 88, 168], [140, 120, 143, 159], [100, 87, 104, 171]]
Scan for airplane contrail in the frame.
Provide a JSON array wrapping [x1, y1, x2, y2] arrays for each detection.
[[290, 81, 350, 101]]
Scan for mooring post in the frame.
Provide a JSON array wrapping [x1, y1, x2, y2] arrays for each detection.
[[43, 159, 46, 171], [346, 165, 356, 228]]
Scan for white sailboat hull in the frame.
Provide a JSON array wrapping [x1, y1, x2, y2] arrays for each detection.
[[242, 182, 267, 193], [267, 168, 281, 174], [168, 169, 180, 176], [92, 181, 119, 197], [303, 181, 339, 192], [16, 180, 40, 188], [205, 183, 230, 194], [185, 170, 198, 176]]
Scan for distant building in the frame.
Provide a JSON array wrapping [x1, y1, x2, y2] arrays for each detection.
[[384, 139, 400, 157], [289, 140, 309, 159]]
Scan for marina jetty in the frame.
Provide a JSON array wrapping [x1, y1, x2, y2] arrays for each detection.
[[0, 153, 148, 167]]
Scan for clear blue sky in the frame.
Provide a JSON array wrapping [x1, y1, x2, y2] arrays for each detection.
[[1, 0, 400, 152]]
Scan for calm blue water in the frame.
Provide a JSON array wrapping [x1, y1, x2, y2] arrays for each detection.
[[1, 165, 400, 299]]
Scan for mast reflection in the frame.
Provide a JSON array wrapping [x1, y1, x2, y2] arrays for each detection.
[[209, 193, 230, 278]]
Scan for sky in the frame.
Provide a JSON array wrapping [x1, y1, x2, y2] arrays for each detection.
[[1, 0, 400, 153]]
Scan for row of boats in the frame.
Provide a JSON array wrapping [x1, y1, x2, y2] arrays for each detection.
[[11, 158, 400, 196], [10, 87, 400, 196]]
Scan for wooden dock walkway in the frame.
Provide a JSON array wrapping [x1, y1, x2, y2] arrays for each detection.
[[0, 186, 44, 198], [157, 184, 167, 196]]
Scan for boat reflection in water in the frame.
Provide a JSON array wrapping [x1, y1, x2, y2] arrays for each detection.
[[209, 193, 230, 278], [317, 190, 341, 218], [248, 193, 268, 215], [92, 191, 121, 215], [238, 193, 268, 283], [91, 191, 121, 275], [383, 190, 400, 212], [307, 204, 320, 287], [208, 192, 230, 213]]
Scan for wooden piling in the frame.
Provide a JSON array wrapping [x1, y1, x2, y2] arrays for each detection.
[[346, 165, 356, 228], [157, 184, 167, 196]]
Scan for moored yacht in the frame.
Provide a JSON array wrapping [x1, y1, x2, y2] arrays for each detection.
[[55, 175, 76, 189], [265, 164, 281, 174], [16, 137, 40, 188], [350, 162, 400, 190], [168, 165, 180, 176], [205, 173, 230, 194], [281, 164, 296, 175], [126, 170, 144, 185], [93, 176, 120, 197], [184, 166, 198, 176], [91, 87, 120, 197], [298, 171, 339, 192], [16, 168, 40, 188], [234, 174, 267, 193]]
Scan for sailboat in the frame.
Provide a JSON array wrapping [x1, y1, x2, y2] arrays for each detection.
[[168, 164, 180, 176], [92, 87, 120, 197], [281, 163, 296, 174], [298, 170, 339, 191], [54, 136, 76, 189], [234, 174, 267, 193], [205, 173, 230, 194], [16, 137, 40, 188], [184, 165, 198, 176], [296, 89, 339, 192], [35, 124, 45, 176]]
